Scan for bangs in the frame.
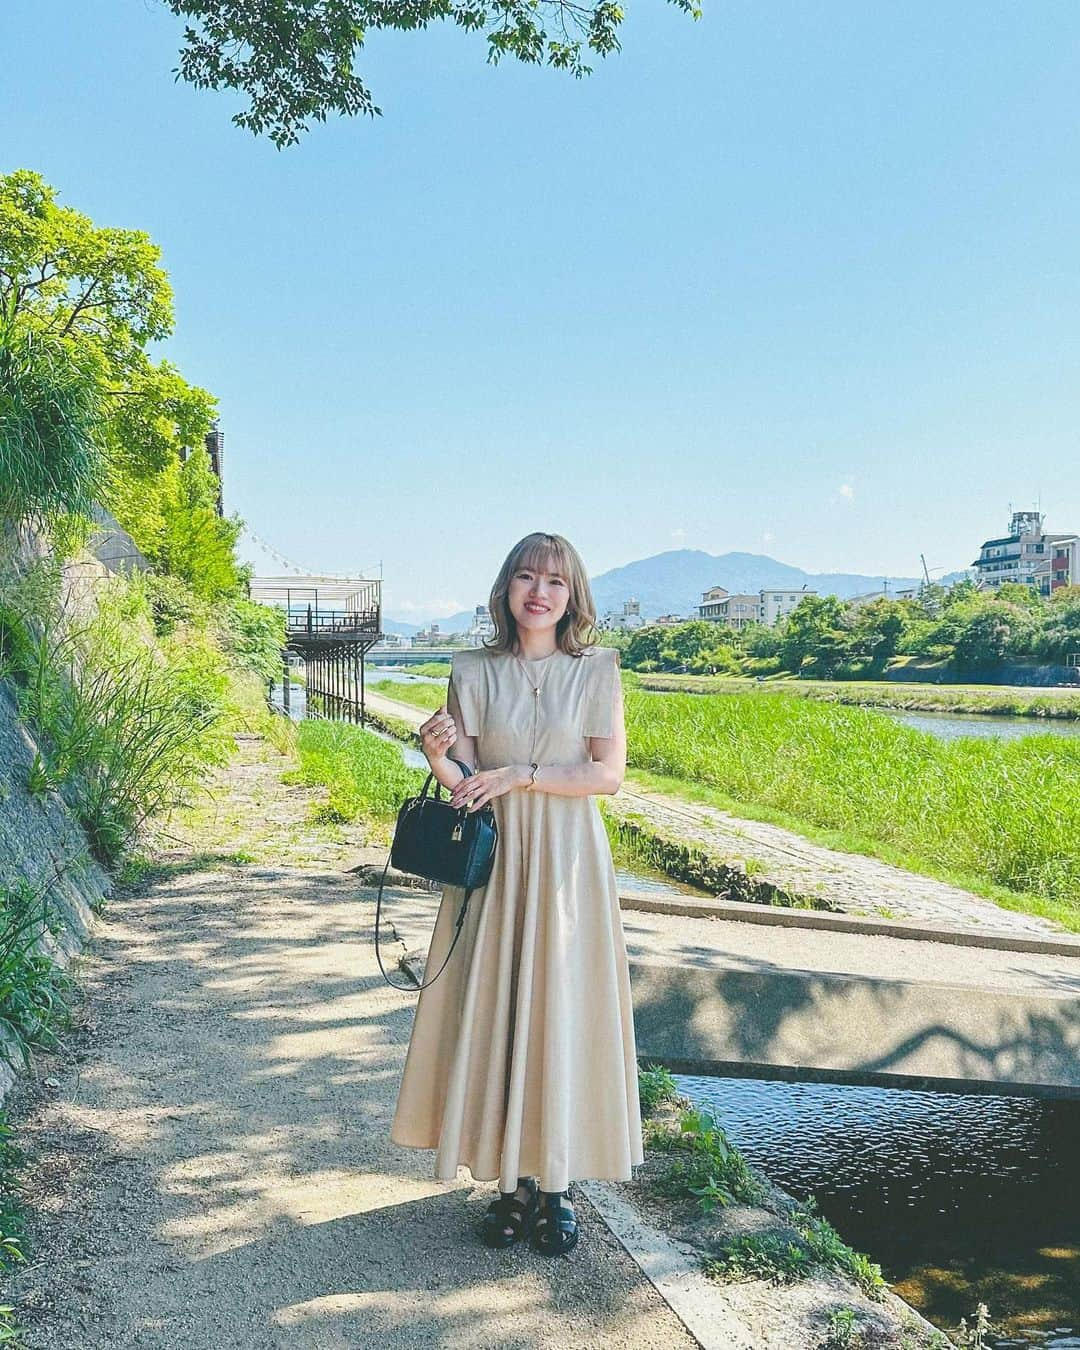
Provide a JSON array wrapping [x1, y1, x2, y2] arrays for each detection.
[[518, 540, 570, 579]]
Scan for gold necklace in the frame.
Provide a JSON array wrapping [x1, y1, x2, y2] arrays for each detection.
[[513, 650, 556, 700]]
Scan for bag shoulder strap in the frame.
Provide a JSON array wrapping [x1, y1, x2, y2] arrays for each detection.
[[373, 757, 477, 993]]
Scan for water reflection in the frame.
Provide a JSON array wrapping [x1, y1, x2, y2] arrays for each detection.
[[678, 1074, 1080, 1347], [882, 708, 1080, 742]]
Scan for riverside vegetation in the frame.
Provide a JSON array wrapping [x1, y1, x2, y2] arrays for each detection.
[[604, 586, 1080, 685], [634, 1066, 971, 1349], [369, 673, 1080, 930], [0, 168, 287, 1336]]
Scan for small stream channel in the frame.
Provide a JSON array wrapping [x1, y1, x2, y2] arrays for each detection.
[[276, 665, 1079, 1345], [677, 1075, 1080, 1349]]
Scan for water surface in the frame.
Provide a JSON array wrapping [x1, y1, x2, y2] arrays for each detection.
[[884, 708, 1080, 743], [678, 1074, 1080, 1347]]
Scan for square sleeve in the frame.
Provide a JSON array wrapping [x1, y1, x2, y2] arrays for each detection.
[[449, 652, 482, 738], [582, 647, 620, 740]]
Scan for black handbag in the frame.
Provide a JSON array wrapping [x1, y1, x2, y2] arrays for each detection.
[[374, 759, 498, 991]]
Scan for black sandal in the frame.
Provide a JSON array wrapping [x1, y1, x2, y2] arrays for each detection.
[[481, 1178, 537, 1248], [531, 1189, 579, 1256]]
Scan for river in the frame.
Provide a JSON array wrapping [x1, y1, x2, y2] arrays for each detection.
[[884, 708, 1080, 742], [678, 1074, 1080, 1348]]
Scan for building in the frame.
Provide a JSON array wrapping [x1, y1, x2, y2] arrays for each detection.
[[600, 597, 646, 631], [698, 587, 730, 621], [759, 587, 817, 626], [180, 420, 225, 514], [972, 511, 1080, 596], [204, 420, 225, 514], [466, 605, 495, 646], [413, 622, 444, 646], [722, 594, 762, 629], [699, 585, 817, 628]]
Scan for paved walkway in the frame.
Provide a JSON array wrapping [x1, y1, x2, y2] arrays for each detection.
[[365, 688, 1064, 938], [7, 745, 694, 1350]]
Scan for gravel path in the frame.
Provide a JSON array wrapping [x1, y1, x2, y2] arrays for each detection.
[[610, 784, 1062, 936], [4, 741, 696, 1350]]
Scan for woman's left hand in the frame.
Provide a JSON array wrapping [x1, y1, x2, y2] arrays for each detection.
[[449, 765, 522, 812]]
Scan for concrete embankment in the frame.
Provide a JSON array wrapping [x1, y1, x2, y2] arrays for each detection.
[[0, 681, 109, 1093]]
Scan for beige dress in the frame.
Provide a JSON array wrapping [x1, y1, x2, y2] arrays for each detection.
[[390, 644, 643, 1193]]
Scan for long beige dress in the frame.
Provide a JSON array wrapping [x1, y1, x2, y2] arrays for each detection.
[[390, 643, 643, 1193]]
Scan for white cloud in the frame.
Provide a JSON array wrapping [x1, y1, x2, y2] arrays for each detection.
[[762, 531, 776, 545], [671, 527, 688, 541], [839, 483, 855, 501]]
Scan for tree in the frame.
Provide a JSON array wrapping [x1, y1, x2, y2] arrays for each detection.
[[0, 170, 216, 549], [624, 626, 667, 670], [953, 604, 1032, 669], [779, 595, 846, 674], [167, 0, 701, 147], [159, 445, 244, 601], [847, 599, 907, 673], [1032, 591, 1080, 664], [0, 310, 105, 525], [0, 170, 172, 367], [0, 170, 215, 488]]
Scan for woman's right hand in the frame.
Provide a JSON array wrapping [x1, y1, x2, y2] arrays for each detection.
[[419, 705, 457, 763]]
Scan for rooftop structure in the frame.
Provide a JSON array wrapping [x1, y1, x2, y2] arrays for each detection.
[[972, 511, 1079, 596]]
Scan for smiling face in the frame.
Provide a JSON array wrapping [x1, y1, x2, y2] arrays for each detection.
[[507, 552, 572, 639]]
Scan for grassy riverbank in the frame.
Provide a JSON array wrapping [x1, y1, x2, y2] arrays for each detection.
[[637, 673, 1080, 719], [291, 719, 425, 841], [370, 678, 446, 711], [372, 678, 1080, 927], [625, 690, 1080, 926]]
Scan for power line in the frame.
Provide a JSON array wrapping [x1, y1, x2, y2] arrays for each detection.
[[241, 525, 382, 580]]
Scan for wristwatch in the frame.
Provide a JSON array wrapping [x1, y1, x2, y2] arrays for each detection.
[[525, 761, 540, 790]]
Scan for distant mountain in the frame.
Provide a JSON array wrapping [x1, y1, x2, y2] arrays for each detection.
[[589, 549, 927, 621], [384, 549, 965, 630]]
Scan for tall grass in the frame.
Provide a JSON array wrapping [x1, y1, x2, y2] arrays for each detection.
[[294, 720, 425, 840], [638, 673, 1080, 720], [625, 691, 1080, 916], [0, 878, 71, 1070], [1, 565, 232, 866], [0, 318, 104, 525], [370, 678, 446, 712]]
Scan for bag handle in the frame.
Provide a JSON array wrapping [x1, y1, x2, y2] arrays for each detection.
[[374, 758, 477, 992]]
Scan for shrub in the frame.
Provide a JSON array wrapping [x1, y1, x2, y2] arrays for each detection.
[[0, 317, 104, 526], [3, 568, 232, 867], [214, 597, 286, 682], [0, 879, 71, 1070], [638, 1063, 680, 1114]]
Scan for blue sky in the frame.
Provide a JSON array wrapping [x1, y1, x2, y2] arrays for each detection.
[[4, 2, 1080, 620]]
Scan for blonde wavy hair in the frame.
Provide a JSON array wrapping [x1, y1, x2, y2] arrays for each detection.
[[484, 532, 601, 658]]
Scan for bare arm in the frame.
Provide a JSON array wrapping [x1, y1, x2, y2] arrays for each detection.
[[419, 671, 475, 792]]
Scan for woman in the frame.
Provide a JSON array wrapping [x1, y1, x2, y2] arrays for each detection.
[[390, 531, 642, 1255]]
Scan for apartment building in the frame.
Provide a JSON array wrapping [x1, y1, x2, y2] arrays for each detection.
[[759, 587, 818, 626], [698, 585, 817, 628], [972, 511, 1079, 596], [600, 597, 646, 631]]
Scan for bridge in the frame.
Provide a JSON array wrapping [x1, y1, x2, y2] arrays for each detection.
[[366, 647, 457, 666]]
